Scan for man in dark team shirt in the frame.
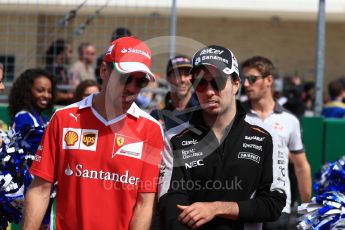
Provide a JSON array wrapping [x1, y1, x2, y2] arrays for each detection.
[[157, 45, 286, 230]]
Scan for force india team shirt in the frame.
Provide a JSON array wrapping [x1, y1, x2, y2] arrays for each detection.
[[30, 95, 164, 230]]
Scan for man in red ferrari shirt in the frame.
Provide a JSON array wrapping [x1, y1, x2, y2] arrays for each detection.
[[23, 37, 164, 230]]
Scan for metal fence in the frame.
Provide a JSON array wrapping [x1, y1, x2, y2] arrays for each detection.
[[0, 0, 172, 100]]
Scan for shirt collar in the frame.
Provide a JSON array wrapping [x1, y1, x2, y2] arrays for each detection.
[[78, 94, 93, 109], [126, 103, 140, 118], [273, 102, 284, 113], [78, 94, 140, 119]]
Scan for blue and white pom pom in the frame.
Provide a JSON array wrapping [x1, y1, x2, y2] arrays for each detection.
[[314, 156, 345, 195], [298, 156, 345, 230], [0, 125, 45, 230], [297, 191, 345, 230]]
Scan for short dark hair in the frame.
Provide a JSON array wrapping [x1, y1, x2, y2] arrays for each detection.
[[9, 68, 56, 118], [241, 56, 276, 77], [328, 79, 344, 99], [45, 39, 68, 65], [111, 27, 132, 41], [106, 62, 114, 72], [74, 80, 100, 102]]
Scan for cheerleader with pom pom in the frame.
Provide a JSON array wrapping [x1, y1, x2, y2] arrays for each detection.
[[8, 68, 56, 152], [1, 68, 56, 230]]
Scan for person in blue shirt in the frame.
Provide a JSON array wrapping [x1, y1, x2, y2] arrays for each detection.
[[322, 78, 345, 118], [9, 68, 56, 153], [8, 68, 56, 228]]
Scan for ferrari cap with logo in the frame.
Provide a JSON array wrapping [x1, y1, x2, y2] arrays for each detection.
[[103, 36, 155, 81]]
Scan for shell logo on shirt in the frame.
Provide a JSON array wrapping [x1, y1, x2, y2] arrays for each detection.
[[64, 131, 79, 146], [62, 128, 98, 151]]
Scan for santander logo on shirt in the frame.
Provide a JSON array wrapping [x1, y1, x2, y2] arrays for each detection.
[[64, 163, 140, 185]]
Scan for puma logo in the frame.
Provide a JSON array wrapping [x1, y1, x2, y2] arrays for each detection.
[[69, 113, 80, 122]]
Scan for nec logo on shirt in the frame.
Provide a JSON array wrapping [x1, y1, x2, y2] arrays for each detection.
[[185, 159, 204, 169], [62, 128, 98, 151]]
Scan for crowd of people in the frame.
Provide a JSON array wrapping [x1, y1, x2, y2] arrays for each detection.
[[0, 27, 344, 230], [321, 78, 345, 118], [37, 27, 133, 106]]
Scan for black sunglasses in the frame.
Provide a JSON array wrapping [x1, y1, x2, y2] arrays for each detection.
[[119, 74, 149, 89], [242, 75, 263, 85], [192, 76, 229, 92]]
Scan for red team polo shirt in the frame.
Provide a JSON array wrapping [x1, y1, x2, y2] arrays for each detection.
[[30, 95, 164, 230]]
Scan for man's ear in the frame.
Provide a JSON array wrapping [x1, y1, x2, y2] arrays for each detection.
[[233, 77, 241, 95], [266, 74, 274, 88]]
